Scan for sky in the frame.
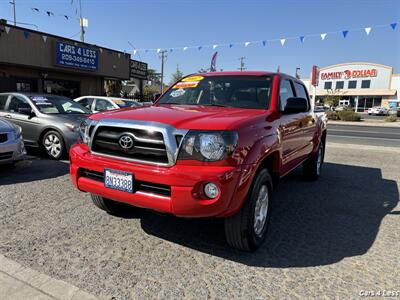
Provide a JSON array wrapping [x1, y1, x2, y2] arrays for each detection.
[[1, 0, 399, 82]]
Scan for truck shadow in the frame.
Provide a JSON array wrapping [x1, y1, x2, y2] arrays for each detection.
[[140, 162, 399, 267]]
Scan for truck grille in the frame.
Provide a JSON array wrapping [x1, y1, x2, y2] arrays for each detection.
[[91, 126, 169, 164], [89, 120, 188, 167], [79, 169, 171, 197], [0, 152, 13, 160], [0, 133, 8, 143]]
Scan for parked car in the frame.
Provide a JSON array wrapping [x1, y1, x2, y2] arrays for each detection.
[[388, 107, 400, 117], [368, 106, 388, 115], [335, 105, 352, 112], [0, 117, 26, 165], [0, 93, 90, 159], [74, 96, 142, 113], [70, 71, 327, 251]]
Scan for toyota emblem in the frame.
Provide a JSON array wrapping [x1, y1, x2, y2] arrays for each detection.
[[118, 134, 134, 150]]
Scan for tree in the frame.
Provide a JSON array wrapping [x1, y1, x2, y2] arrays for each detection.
[[170, 65, 184, 84], [323, 89, 342, 109]]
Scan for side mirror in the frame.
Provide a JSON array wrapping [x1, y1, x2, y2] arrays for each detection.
[[153, 93, 161, 101], [283, 97, 309, 114], [18, 107, 35, 116]]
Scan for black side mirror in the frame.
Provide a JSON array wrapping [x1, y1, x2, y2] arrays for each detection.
[[18, 107, 35, 117], [283, 97, 309, 114]]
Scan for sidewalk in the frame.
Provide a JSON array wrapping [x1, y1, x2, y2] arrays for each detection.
[[0, 254, 98, 300], [328, 120, 400, 127]]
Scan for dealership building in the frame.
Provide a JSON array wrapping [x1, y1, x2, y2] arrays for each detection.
[[302, 62, 400, 111], [0, 22, 148, 98]]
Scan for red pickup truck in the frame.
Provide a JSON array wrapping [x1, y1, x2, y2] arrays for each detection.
[[70, 71, 327, 251]]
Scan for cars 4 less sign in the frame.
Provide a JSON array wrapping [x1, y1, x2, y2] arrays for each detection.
[[55, 41, 99, 71], [320, 69, 378, 80]]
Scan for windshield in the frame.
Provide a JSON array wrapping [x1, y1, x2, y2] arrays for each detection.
[[30, 96, 90, 114], [158, 75, 272, 109], [112, 99, 141, 108]]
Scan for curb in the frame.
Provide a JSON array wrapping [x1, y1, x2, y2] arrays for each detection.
[[0, 254, 99, 300], [327, 142, 400, 153], [328, 120, 400, 128]]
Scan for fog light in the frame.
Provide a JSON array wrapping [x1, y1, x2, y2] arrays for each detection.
[[204, 183, 220, 199]]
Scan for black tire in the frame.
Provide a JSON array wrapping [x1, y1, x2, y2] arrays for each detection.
[[42, 130, 65, 159], [90, 194, 134, 215], [302, 141, 325, 180], [224, 169, 273, 252]]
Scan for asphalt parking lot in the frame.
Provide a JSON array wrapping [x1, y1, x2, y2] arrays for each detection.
[[0, 143, 399, 299]]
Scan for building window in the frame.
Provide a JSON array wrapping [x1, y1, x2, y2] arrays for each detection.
[[336, 81, 344, 89], [361, 80, 371, 89], [324, 81, 332, 90], [348, 80, 357, 89]]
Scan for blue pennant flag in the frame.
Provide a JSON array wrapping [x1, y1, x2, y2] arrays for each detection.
[[262, 40, 266, 46], [23, 31, 30, 39], [169, 48, 173, 52], [145, 49, 149, 53], [342, 30, 349, 38], [229, 43, 234, 48], [390, 23, 397, 30], [299, 36, 305, 43], [198, 46, 202, 51]]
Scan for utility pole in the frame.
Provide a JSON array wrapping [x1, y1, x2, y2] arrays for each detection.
[[10, 0, 16, 26], [79, 0, 85, 42], [238, 57, 246, 71], [159, 50, 168, 94]]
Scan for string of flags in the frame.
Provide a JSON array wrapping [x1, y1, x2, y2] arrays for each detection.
[[30, 7, 78, 21], [131, 21, 399, 56]]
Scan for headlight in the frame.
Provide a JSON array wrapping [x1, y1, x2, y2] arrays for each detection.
[[79, 119, 98, 145], [178, 130, 238, 162], [13, 125, 22, 140]]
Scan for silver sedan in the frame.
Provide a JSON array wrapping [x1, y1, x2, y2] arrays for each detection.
[[0, 118, 26, 165]]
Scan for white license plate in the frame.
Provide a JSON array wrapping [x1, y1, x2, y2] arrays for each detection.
[[104, 169, 133, 193]]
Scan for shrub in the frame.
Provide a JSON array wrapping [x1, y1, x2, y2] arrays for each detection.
[[385, 115, 397, 122], [326, 111, 339, 120], [337, 111, 361, 121]]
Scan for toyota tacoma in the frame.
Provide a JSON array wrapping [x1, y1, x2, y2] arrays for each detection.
[[70, 72, 327, 251]]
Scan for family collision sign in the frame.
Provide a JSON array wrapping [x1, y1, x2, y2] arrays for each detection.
[[55, 41, 99, 71]]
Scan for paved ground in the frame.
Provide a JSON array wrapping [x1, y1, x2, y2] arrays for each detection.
[[0, 143, 399, 299], [328, 123, 400, 148]]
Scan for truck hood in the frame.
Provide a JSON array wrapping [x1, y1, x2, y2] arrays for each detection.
[[89, 105, 269, 130]]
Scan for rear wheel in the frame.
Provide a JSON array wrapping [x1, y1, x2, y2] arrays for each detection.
[[224, 169, 273, 252], [90, 194, 134, 215], [303, 141, 325, 180], [42, 131, 65, 159]]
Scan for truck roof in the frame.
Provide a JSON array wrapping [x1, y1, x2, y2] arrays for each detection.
[[192, 71, 299, 81]]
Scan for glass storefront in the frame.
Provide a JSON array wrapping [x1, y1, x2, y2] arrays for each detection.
[[356, 97, 382, 112], [43, 79, 80, 99]]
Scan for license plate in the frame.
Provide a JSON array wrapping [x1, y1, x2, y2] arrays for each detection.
[[104, 169, 133, 193]]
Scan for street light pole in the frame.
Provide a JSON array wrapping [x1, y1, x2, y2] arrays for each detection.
[[238, 57, 246, 71], [79, 0, 85, 42], [10, 0, 16, 26], [159, 50, 167, 94]]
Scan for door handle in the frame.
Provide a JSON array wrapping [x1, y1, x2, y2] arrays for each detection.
[[4, 114, 11, 119]]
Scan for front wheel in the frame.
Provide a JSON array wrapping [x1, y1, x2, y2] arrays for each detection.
[[91, 194, 135, 216], [224, 169, 273, 252], [42, 131, 65, 159]]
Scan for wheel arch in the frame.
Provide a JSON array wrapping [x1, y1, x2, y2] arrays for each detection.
[[39, 127, 66, 148]]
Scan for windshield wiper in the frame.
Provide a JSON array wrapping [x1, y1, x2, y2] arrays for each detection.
[[201, 103, 230, 107]]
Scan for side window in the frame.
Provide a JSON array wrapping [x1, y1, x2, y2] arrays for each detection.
[[7, 96, 31, 113], [279, 79, 294, 111], [78, 97, 94, 110], [0, 95, 8, 111], [94, 99, 115, 111], [294, 82, 310, 111]]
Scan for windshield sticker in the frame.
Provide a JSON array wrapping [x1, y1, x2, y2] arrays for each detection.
[[173, 81, 199, 89], [112, 99, 124, 104], [30, 96, 48, 103], [170, 88, 186, 98], [181, 76, 204, 82]]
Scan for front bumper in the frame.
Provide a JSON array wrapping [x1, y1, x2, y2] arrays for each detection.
[[70, 144, 246, 217], [0, 137, 26, 165]]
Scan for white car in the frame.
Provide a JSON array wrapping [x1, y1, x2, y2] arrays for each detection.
[[368, 106, 388, 115], [74, 96, 142, 113], [0, 118, 26, 165]]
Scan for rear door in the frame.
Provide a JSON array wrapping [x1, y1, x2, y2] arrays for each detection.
[[4, 95, 41, 146], [279, 79, 306, 172]]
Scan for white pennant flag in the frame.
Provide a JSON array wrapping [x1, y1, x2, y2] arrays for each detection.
[[365, 27, 372, 35], [245, 42, 250, 47], [99, 48, 103, 53], [157, 49, 161, 53], [183, 47, 188, 51], [213, 44, 218, 49], [4, 26, 10, 34], [133, 49, 137, 55], [42, 35, 47, 43], [280, 39, 286, 46], [118, 53, 121, 58], [320, 33, 327, 40]]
